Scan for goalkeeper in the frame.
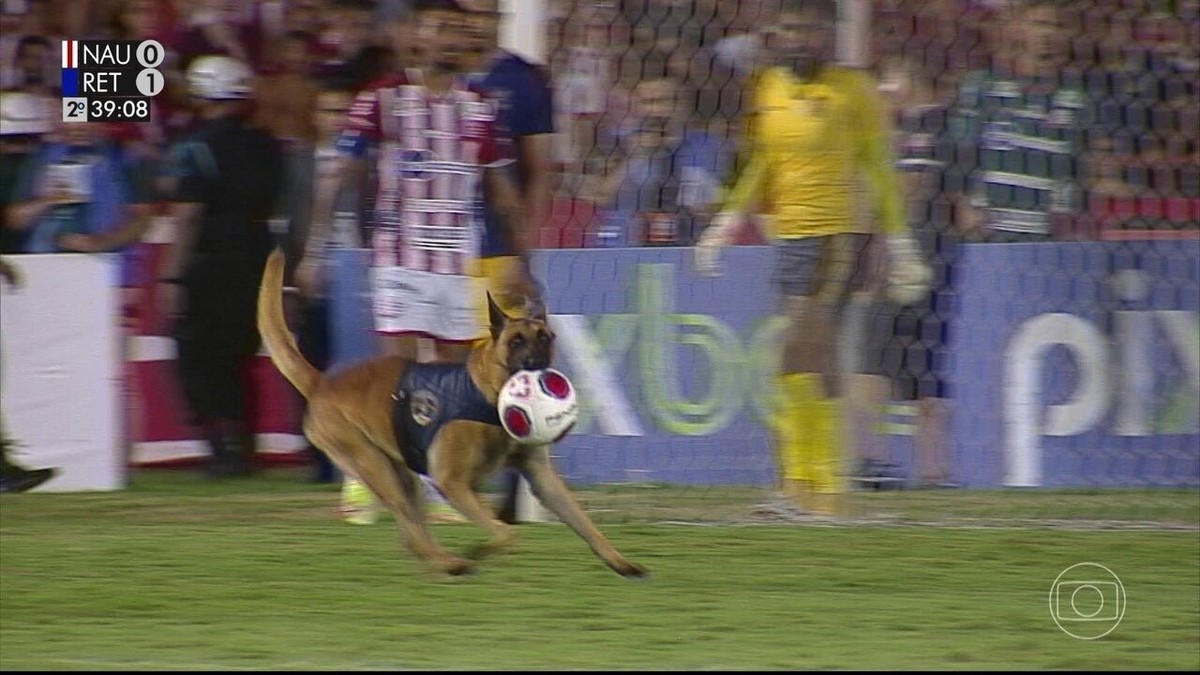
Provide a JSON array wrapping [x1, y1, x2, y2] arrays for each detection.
[[695, 0, 929, 515]]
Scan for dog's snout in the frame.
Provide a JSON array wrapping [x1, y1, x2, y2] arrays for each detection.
[[523, 352, 551, 371]]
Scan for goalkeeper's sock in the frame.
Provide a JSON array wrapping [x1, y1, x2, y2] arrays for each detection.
[[775, 373, 822, 488], [810, 394, 848, 515]]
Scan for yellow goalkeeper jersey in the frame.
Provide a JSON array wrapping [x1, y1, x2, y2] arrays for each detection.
[[724, 65, 905, 239]]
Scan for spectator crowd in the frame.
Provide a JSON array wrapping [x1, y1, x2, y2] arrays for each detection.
[[2, 0, 1196, 258]]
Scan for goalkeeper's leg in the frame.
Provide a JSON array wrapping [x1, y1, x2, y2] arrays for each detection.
[[773, 235, 869, 515], [779, 294, 846, 516]]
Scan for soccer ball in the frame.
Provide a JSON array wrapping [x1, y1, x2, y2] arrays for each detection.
[[497, 368, 579, 445]]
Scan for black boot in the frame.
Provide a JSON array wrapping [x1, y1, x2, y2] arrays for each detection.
[[0, 436, 59, 493], [202, 418, 234, 478], [220, 418, 257, 478]]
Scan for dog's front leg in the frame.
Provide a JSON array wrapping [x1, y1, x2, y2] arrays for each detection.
[[429, 422, 517, 559], [519, 446, 648, 579], [305, 415, 474, 577]]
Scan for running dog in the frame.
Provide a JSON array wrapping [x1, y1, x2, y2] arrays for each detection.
[[257, 249, 647, 578]]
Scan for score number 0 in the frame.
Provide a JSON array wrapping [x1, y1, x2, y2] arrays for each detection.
[[135, 40, 165, 97]]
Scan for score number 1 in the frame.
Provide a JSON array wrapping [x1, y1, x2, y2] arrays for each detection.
[[136, 68, 164, 97]]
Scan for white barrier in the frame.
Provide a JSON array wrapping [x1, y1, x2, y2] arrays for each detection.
[[1, 254, 124, 492]]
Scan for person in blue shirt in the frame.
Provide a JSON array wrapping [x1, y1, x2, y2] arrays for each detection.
[[467, 2, 554, 303], [590, 73, 733, 248], [465, 0, 556, 524], [6, 120, 153, 289]]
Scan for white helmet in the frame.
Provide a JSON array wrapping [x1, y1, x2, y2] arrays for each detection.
[[186, 55, 254, 100], [0, 91, 52, 136]]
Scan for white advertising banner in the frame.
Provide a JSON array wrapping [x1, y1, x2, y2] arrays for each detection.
[[1, 254, 124, 492]]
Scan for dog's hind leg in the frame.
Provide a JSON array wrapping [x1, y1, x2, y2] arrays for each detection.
[[304, 415, 474, 577]]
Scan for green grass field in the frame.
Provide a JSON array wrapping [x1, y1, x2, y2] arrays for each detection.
[[2, 468, 1197, 671]]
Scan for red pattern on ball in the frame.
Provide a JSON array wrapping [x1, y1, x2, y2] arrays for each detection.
[[503, 406, 533, 438], [539, 370, 572, 399]]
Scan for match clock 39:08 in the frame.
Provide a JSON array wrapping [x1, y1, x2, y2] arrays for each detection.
[[63, 97, 151, 122]]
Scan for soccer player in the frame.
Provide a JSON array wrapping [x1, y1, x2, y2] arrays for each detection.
[[460, 0, 556, 524], [695, 0, 930, 515], [298, 0, 528, 523]]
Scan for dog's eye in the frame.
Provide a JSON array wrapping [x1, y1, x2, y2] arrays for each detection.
[[537, 331, 551, 344], [510, 335, 526, 349]]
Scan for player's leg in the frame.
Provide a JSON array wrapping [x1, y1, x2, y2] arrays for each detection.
[[424, 268, 507, 524], [850, 296, 913, 488], [810, 234, 872, 512], [846, 298, 896, 487], [475, 255, 529, 524], [771, 238, 822, 511], [914, 311, 954, 488], [915, 395, 953, 487], [843, 235, 893, 485], [380, 334, 419, 359], [342, 265, 419, 522], [776, 234, 870, 515]]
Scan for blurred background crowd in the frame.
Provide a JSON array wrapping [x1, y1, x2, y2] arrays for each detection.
[[1, 0, 1195, 261], [544, 0, 1198, 246]]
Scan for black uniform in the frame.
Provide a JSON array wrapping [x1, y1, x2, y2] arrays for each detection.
[[170, 115, 283, 473], [391, 363, 502, 477]]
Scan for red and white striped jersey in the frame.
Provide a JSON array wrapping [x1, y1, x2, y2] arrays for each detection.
[[339, 69, 512, 275]]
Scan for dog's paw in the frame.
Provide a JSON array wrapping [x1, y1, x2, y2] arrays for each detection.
[[442, 557, 476, 577], [610, 560, 650, 580], [467, 533, 517, 561]]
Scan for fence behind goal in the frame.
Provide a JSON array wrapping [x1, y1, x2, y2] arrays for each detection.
[[485, 0, 1200, 521]]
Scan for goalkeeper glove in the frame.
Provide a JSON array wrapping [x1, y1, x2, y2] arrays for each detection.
[[694, 211, 738, 277], [885, 230, 933, 306]]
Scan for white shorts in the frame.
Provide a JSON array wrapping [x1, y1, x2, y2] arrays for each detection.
[[370, 266, 484, 342]]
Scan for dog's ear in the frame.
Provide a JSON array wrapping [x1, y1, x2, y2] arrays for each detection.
[[525, 296, 548, 324], [487, 292, 510, 339]]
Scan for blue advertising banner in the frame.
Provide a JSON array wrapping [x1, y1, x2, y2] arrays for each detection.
[[950, 240, 1200, 488], [328, 247, 783, 486], [328, 241, 1199, 489]]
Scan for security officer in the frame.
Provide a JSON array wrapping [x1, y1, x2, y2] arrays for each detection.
[[160, 55, 285, 478]]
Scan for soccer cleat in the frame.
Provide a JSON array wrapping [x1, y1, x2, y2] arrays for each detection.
[[339, 477, 379, 525], [809, 491, 848, 518], [426, 501, 468, 524], [780, 478, 813, 513]]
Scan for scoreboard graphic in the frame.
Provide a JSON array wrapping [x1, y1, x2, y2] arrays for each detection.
[[60, 39, 164, 123]]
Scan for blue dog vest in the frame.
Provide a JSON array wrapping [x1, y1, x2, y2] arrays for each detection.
[[392, 363, 502, 476]]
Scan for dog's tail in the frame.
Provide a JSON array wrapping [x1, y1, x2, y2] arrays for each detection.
[[257, 248, 320, 399]]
